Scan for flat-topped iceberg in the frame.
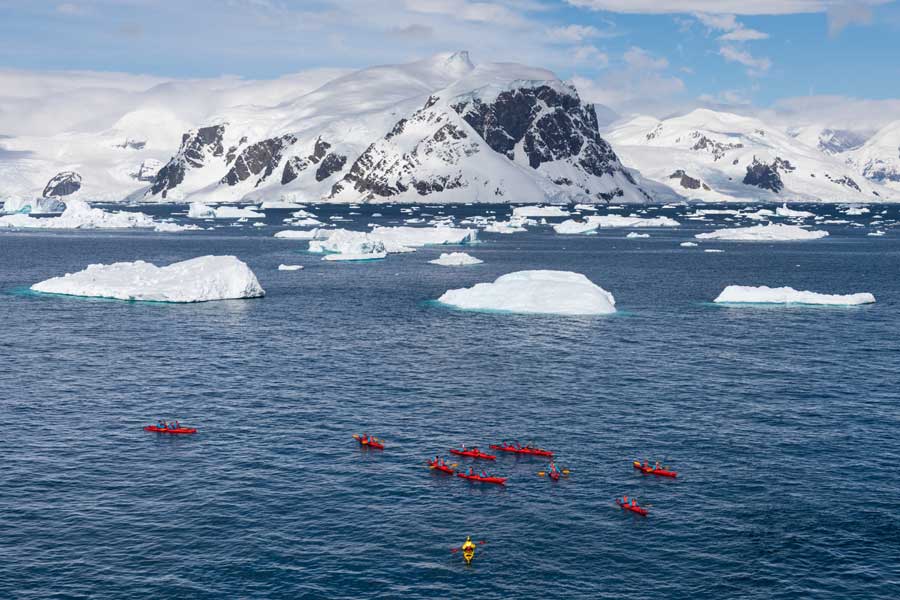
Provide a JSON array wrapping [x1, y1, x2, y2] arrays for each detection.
[[274, 229, 321, 240], [512, 206, 569, 218], [213, 206, 264, 219], [309, 229, 388, 255], [370, 225, 476, 247], [714, 285, 875, 306], [696, 224, 828, 241], [775, 204, 815, 219], [437, 270, 616, 315], [429, 252, 483, 266], [323, 252, 387, 262], [0, 200, 195, 232], [553, 214, 679, 234], [31, 255, 265, 302]]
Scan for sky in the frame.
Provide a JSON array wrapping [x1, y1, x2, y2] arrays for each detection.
[[1, 0, 900, 127]]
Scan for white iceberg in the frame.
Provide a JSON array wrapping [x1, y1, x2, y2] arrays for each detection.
[[214, 206, 264, 219], [0, 199, 195, 231], [626, 232, 650, 238], [483, 220, 527, 234], [370, 225, 477, 248], [680, 241, 698, 247], [589, 215, 680, 228], [188, 202, 216, 219], [714, 285, 875, 306], [308, 229, 388, 255], [429, 252, 483, 266], [437, 270, 616, 316], [775, 204, 815, 218], [553, 219, 599, 235], [3, 197, 65, 215], [512, 206, 569, 218], [704, 249, 724, 253], [31, 255, 265, 302], [696, 224, 828, 241], [323, 252, 387, 262], [278, 264, 303, 271], [274, 229, 321, 240]]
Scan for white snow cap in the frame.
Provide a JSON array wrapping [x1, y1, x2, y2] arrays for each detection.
[[437, 270, 616, 315], [429, 252, 483, 266], [714, 285, 874, 305], [696, 224, 828, 241], [31, 255, 265, 302]]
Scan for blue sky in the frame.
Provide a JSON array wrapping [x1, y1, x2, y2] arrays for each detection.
[[1, 0, 898, 116]]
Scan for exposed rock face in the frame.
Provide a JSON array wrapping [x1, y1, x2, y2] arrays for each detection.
[[115, 139, 146, 150], [861, 159, 900, 183], [668, 169, 709, 190], [281, 156, 308, 185], [825, 174, 861, 191], [42, 171, 82, 197], [743, 157, 784, 193], [452, 85, 627, 181], [150, 125, 225, 198], [690, 132, 743, 160], [315, 153, 347, 182], [222, 134, 296, 187]]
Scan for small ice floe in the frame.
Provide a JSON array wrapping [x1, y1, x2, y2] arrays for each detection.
[[31, 256, 264, 302], [323, 252, 387, 262], [714, 285, 875, 306], [0, 199, 197, 232], [680, 241, 698, 247], [868, 230, 886, 237], [704, 249, 724, 253], [429, 252, 483, 266], [775, 204, 815, 219], [696, 224, 828, 241], [214, 206, 264, 219], [626, 232, 650, 238], [278, 264, 303, 271], [511, 205, 569, 218], [437, 270, 616, 315], [274, 229, 321, 240]]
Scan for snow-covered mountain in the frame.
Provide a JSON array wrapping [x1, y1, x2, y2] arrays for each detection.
[[846, 120, 900, 191], [0, 52, 656, 205], [605, 109, 900, 202]]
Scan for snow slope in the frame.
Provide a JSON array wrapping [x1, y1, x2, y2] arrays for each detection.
[[846, 121, 900, 192], [605, 109, 899, 203]]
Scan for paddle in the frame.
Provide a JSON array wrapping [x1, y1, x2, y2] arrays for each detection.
[[450, 540, 488, 553]]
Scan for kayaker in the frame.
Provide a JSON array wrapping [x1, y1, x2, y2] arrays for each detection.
[[174, 420, 181, 429], [622, 494, 629, 505], [643, 460, 650, 469], [631, 498, 638, 508], [655, 461, 661, 470], [158, 420, 165, 429], [480, 469, 488, 478], [461, 536, 475, 552], [468, 467, 474, 476]]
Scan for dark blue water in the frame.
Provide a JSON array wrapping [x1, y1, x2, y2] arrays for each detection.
[[2, 204, 899, 599]]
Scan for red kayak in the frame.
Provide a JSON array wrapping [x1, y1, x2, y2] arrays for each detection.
[[489, 444, 553, 457], [457, 473, 506, 485], [616, 500, 648, 516], [450, 448, 496, 460], [633, 461, 677, 478], [429, 462, 454, 474], [357, 437, 384, 450], [144, 425, 197, 434]]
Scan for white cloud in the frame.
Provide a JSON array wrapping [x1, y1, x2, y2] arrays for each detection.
[[719, 45, 771, 74], [546, 24, 612, 43], [623, 46, 668, 70], [405, 0, 528, 27], [565, 0, 889, 16], [719, 28, 769, 41], [573, 45, 609, 66]]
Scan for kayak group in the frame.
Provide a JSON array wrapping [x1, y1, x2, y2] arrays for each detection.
[[143, 419, 197, 434]]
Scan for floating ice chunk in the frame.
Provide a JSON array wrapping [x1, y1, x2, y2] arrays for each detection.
[[309, 229, 388, 255], [714, 285, 874, 306], [188, 202, 215, 219], [214, 206, 264, 219], [589, 215, 680, 228], [704, 249, 724, 253], [437, 270, 616, 315], [260, 200, 304, 209], [3, 197, 65, 215], [512, 206, 569, 218], [31, 255, 264, 302], [868, 230, 886, 237], [844, 206, 870, 216], [696, 224, 828, 241], [0, 199, 192, 231], [278, 264, 303, 271], [680, 241, 698, 247], [626, 232, 650, 238], [274, 229, 321, 240], [429, 252, 483, 266], [370, 225, 476, 247], [776, 204, 815, 218], [323, 252, 387, 262], [574, 204, 599, 211], [553, 219, 598, 234], [484, 220, 527, 234]]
